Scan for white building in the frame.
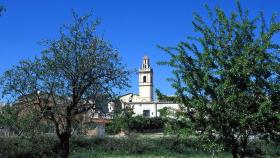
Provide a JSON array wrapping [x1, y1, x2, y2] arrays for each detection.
[[110, 56, 180, 117]]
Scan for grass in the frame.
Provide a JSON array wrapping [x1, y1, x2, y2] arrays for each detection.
[[1, 133, 279, 158], [68, 133, 280, 158], [70, 150, 231, 158], [70, 145, 232, 158], [69, 133, 230, 158]]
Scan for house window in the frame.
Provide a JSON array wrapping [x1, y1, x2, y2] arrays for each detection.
[[143, 76, 146, 83], [143, 110, 150, 117]]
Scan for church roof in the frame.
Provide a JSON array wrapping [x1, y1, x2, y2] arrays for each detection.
[[118, 93, 139, 98]]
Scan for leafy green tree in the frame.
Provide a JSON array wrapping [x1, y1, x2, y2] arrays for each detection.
[[0, 12, 130, 158], [158, 1, 280, 158], [0, 105, 24, 136], [109, 105, 135, 134], [0, 105, 43, 136]]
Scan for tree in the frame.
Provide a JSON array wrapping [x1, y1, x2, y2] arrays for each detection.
[[0, 104, 42, 136], [0, 12, 130, 158], [158, 1, 280, 158], [109, 102, 135, 135], [0, 5, 5, 16]]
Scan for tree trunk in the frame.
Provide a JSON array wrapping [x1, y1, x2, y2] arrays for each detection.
[[59, 133, 70, 158], [240, 151, 245, 158], [240, 137, 248, 158], [231, 143, 239, 158]]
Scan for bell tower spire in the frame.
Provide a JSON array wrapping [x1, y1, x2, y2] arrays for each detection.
[[139, 56, 153, 102]]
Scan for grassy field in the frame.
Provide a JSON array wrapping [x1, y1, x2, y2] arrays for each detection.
[[68, 133, 280, 158], [70, 151, 231, 158], [1, 133, 279, 158]]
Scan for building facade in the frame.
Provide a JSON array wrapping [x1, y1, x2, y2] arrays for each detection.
[[111, 56, 180, 117]]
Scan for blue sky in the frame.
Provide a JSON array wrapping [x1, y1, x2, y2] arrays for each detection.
[[0, 0, 279, 97]]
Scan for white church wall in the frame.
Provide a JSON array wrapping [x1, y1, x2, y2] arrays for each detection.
[[139, 86, 153, 102], [123, 103, 156, 117], [122, 102, 180, 118]]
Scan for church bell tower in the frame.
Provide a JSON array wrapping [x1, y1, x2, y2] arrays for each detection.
[[139, 56, 153, 102]]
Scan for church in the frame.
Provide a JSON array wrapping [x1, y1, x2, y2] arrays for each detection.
[[109, 56, 180, 117]]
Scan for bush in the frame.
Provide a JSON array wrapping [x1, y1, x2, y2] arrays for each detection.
[[2, 135, 279, 157], [106, 123, 121, 135], [0, 135, 59, 158], [129, 116, 166, 132], [101, 137, 150, 154], [106, 116, 166, 134]]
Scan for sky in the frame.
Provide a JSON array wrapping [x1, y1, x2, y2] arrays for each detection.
[[0, 0, 279, 97]]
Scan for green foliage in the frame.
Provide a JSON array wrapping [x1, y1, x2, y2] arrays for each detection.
[[163, 118, 194, 137], [159, 107, 196, 139], [0, 105, 45, 136], [0, 5, 5, 16], [69, 136, 280, 158], [158, 1, 280, 157], [129, 116, 165, 132], [0, 135, 60, 158], [1, 135, 279, 158], [102, 137, 150, 154], [0, 11, 130, 157], [107, 108, 166, 134], [107, 106, 134, 134], [156, 89, 178, 102]]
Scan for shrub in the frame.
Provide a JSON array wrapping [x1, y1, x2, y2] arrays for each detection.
[[107, 116, 166, 134], [101, 137, 151, 154], [0, 135, 59, 158]]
